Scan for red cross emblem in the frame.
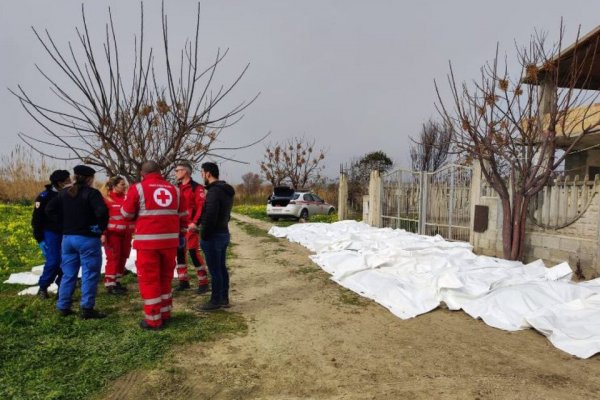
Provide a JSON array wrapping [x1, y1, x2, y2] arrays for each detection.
[[153, 188, 173, 207]]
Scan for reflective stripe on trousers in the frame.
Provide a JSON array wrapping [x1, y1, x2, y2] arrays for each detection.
[[135, 233, 179, 241]]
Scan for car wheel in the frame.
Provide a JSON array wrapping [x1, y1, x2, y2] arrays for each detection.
[[328, 208, 335, 215], [299, 208, 309, 221], [270, 216, 279, 221]]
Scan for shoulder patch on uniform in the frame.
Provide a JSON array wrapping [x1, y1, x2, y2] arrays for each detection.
[[39, 191, 48, 198], [35, 202, 41, 208]]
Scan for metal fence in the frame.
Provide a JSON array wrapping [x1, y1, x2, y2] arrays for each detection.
[[381, 168, 421, 232], [381, 164, 473, 241], [423, 165, 472, 241]]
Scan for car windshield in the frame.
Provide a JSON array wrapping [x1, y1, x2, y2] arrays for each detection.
[[293, 193, 300, 200]]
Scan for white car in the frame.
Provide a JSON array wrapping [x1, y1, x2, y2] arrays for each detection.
[[267, 187, 336, 221]]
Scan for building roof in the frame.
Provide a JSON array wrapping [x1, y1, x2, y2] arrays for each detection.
[[522, 25, 600, 89]]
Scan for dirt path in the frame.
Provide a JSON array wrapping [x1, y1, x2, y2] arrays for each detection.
[[103, 214, 600, 400]]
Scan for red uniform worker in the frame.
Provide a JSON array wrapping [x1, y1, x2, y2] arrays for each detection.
[[174, 162, 210, 293], [121, 161, 188, 330], [102, 176, 134, 294]]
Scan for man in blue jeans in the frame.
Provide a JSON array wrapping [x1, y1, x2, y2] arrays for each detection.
[[197, 162, 235, 311]]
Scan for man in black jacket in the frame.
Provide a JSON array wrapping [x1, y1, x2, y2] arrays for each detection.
[[31, 169, 71, 299], [46, 165, 109, 319], [197, 162, 235, 310]]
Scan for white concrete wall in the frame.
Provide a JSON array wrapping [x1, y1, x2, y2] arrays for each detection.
[[471, 191, 600, 276]]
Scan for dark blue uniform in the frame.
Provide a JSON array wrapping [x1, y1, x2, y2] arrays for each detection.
[[31, 184, 63, 291], [46, 185, 108, 312]]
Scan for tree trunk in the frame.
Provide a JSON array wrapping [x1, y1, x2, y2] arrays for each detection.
[[516, 196, 530, 261], [509, 194, 523, 260], [501, 193, 531, 261], [500, 196, 513, 260]]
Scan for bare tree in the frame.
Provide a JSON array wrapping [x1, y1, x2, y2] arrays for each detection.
[[240, 172, 263, 194], [259, 144, 289, 187], [11, 2, 261, 182], [409, 119, 453, 172], [259, 137, 326, 188], [435, 24, 600, 260]]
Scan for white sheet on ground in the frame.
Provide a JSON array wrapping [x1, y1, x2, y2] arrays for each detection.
[[462, 281, 596, 331], [525, 294, 600, 359], [1, 248, 189, 296], [269, 220, 600, 358]]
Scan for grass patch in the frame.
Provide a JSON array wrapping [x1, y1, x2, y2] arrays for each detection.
[[232, 204, 339, 226], [296, 266, 319, 274], [234, 220, 278, 242], [269, 247, 286, 255], [0, 203, 247, 400], [338, 288, 367, 307]]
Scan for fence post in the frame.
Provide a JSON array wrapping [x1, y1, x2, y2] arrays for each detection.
[[378, 171, 384, 228], [419, 171, 427, 235], [367, 170, 375, 226], [469, 163, 482, 245], [338, 172, 348, 220], [368, 170, 382, 227], [448, 167, 455, 240], [362, 195, 369, 222]]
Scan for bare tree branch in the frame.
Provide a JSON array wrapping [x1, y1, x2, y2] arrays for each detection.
[[11, 1, 261, 182]]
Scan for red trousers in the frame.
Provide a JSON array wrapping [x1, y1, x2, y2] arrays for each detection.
[[103, 232, 132, 287], [136, 247, 177, 327], [176, 231, 209, 286]]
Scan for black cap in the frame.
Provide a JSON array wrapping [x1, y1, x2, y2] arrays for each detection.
[[73, 165, 96, 177], [49, 169, 70, 183]]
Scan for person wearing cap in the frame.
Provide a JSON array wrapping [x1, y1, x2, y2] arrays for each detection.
[[31, 169, 71, 299], [45, 165, 109, 319]]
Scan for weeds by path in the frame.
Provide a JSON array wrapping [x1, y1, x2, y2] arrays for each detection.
[[233, 204, 338, 225]]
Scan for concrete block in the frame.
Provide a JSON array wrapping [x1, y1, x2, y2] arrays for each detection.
[[579, 241, 596, 257], [528, 234, 545, 247], [476, 238, 489, 250], [532, 247, 551, 260], [549, 248, 571, 263], [559, 237, 581, 253], [541, 235, 560, 250]]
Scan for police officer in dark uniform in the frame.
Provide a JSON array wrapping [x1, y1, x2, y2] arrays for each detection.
[[31, 169, 71, 299], [46, 165, 109, 319]]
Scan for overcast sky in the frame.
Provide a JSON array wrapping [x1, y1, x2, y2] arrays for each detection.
[[1, 1, 598, 183]]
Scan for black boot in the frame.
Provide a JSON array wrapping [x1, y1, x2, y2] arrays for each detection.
[[174, 280, 190, 291], [196, 284, 210, 295], [139, 320, 162, 331], [220, 295, 231, 308], [107, 285, 126, 295], [37, 288, 49, 300], [115, 282, 128, 292], [198, 298, 221, 311], [80, 308, 107, 320], [58, 308, 74, 317]]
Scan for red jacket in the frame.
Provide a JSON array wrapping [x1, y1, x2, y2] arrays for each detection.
[[121, 172, 189, 249], [104, 191, 135, 235], [178, 179, 205, 227]]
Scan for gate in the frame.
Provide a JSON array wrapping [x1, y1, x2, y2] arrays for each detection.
[[423, 164, 472, 241], [380, 164, 472, 241], [381, 168, 421, 233]]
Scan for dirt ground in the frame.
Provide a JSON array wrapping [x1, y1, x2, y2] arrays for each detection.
[[102, 213, 600, 400]]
